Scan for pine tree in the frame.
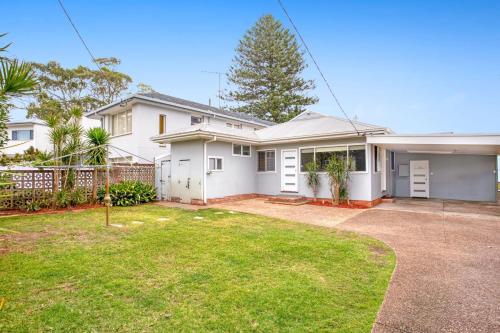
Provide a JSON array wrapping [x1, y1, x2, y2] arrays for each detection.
[[227, 15, 317, 123]]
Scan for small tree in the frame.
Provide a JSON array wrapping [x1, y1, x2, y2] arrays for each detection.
[[85, 127, 111, 203], [305, 160, 320, 200], [325, 155, 351, 205]]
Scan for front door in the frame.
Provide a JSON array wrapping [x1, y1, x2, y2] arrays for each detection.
[[160, 160, 171, 200], [281, 149, 298, 192], [177, 159, 191, 203], [410, 160, 429, 198]]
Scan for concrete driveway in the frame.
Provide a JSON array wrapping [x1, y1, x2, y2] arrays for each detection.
[[213, 198, 500, 332]]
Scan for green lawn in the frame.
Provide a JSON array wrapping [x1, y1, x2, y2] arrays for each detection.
[[0, 205, 394, 332]]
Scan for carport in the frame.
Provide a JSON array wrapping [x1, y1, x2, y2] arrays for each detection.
[[367, 134, 500, 202]]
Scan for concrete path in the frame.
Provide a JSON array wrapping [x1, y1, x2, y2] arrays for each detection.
[[211, 198, 364, 227], [339, 207, 500, 333], [211, 198, 500, 332]]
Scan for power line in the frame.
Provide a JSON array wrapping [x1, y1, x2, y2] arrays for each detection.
[[276, 0, 360, 135], [56, 0, 102, 71]]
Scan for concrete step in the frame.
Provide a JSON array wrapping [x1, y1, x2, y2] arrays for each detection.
[[266, 195, 309, 205]]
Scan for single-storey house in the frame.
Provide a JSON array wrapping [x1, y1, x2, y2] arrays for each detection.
[[2, 120, 51, 157], [151, 111, 499, 206]]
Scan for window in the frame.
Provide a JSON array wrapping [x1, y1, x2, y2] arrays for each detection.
[[349, 145, 366, 172], [300, 148, 314, 172], [233, 143, 251, 156], [159, 114, 166, 134], [300, 144, 367, 172], [208, 156, 223, 171], [316, 146, 347, 171], [234, 124, 242, 129], [111, 110, 132, 136], [11, 130, 33, 141], [257, 150, 275, 172], [226, 123, 233, 128], [191, 116, 202, 125], [390, 151, 395, 171], [374, 146, 381, 172]]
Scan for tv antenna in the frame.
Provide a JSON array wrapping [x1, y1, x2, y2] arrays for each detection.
[[201, 70, 224, 109]]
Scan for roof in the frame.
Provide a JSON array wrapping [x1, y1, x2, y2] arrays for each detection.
[[86, 92, 274, 127], [7, 119, 47, 127], [366, 133, 500, 155], [152, 112, 389, 145], [256, 111, 387, 141]]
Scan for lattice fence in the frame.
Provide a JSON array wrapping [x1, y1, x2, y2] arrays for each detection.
[[0, 164, 155, 210]]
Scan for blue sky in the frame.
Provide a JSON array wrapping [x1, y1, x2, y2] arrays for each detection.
[[3, 0, 500, 134]]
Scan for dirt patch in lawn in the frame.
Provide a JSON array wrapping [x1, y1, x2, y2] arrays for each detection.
[[0, 229, 57, 255]]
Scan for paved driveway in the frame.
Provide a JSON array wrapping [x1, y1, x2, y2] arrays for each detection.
[[213, 198, 500, 333]]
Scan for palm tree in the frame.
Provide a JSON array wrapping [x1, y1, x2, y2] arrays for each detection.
[[0, 33, 37, 148], [85, 127, 111, 202]]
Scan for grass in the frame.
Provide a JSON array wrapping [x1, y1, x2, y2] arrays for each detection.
[[0, 205, 395, 332]]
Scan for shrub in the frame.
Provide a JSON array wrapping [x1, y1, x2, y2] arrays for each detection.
[[97, 181, 156, 207], [56, 190, 70, 208], [305, 160, 320, 200], [70, 188, 88, 206]]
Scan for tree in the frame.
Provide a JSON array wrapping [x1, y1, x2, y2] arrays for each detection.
[[85, 127, 110, 166], [227, 15, 317, 123], [26, 57, 132, 121], [325, 155, 351, 205], [0, 33, 37, 148], [305, 160, 320, 200]]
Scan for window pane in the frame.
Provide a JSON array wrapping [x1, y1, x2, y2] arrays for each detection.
[[191, 116, 202, 125], [13, 130, 32, 141], [266, 151, 275, 171], [126, 110, 132, 132], [316, 147, 347, 171], [216, 158, 222, 170], [242, 145, 250, 156], [258, 151, 266, 171], [349, 145, 366, 171], [209, 158, 216, 171], [300, 148, 314, 172], [233, 144, 241, 155], [390, 151, 395, 170], [374, 146, 380, 172]]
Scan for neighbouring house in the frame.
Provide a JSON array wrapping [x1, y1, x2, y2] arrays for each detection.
[[1, 120, 51, 157], [150, 110, 499, 206], [85, 92, 273, 164]]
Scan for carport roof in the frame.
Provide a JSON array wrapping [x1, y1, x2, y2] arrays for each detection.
[[367, 133, 500, 155]]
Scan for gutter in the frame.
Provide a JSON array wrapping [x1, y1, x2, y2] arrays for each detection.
[[203, 136, 217, 204]]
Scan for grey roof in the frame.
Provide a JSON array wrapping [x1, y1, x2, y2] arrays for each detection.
[[256, 111, 386, 141], [152, 111, 389, 144], [136, 92, 275, 126], [7, 119, 47, 126]]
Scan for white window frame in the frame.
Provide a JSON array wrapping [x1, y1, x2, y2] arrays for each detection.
[[298, 143, 368, 175], [226, 123, 233, 128], [110, 109, 132, 137], [234, 123, 243, 129], [256, 149, 277, 173], [207, 156, 224, 172], [232, 143, 252, 157]]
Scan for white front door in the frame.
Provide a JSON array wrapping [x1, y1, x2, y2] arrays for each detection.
[[177, 159, 191, 203], [410, 160, 429, 198], [381, 148, 387, 192], [281, 149, 298, 192], [160, 160, 171, 200]]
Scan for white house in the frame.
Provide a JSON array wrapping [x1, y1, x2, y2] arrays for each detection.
[[1, 120, 51, 156], [151, 111, 500, 206], [85, 92, 274, 163]]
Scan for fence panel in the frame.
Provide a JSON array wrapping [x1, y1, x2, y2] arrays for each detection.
[[0, 164, 155, 210]]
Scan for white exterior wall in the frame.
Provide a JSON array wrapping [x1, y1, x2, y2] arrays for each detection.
[[2, 123, 51, 156], [257, 137, 374, 201], [206, 141, 258, 199], [102, 103, 265, 163]]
